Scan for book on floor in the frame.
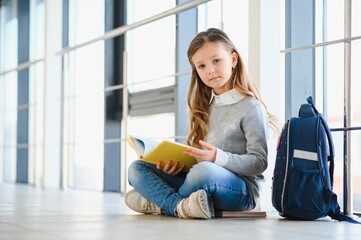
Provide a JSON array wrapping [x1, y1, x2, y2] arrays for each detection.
[[215, 210, 267, 218], [127, 135, 197, 172]]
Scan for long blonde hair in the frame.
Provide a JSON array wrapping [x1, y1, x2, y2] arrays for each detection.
[[186, 28, 280, 147]]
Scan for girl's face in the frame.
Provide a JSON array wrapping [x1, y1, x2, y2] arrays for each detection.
[[191, 42, 238, 95]]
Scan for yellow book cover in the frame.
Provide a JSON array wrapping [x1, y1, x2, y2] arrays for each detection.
[[127, 135, 197, 172]]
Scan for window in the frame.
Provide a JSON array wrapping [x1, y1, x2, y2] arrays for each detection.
[[284, 0, 361, 214], [66, 0, 105, 190]]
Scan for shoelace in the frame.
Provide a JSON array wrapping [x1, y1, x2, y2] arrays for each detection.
[[142, 198, 157, 212], [181, 198, 192, 217]]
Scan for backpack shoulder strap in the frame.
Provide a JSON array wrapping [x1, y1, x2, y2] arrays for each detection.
[[307, 97, 361, 224], [306, 96, 335, 185], [328, 194, 361, 224]]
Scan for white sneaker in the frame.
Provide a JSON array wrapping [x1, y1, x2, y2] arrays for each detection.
[[176, 189, 215, 219], [125, 189, 162, 214]]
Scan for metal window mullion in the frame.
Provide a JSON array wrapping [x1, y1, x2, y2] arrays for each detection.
[[56, 0, 211, 56], [280, 35, 361, 53], [60, 53, 68, 190], [343, 0, 352, 216], [103, 70, 191, 93], [121, 48, 128, 193], [0, 58, 44, 76]]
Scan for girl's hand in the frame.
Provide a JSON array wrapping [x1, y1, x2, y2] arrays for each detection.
[[157, 160, 185, 176], [138, 154, 143, 159], [183, 140, 216, 163]]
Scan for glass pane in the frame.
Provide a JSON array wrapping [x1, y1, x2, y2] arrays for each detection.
[[197, 0, 222, 30], [1, 72, 17, 182], [352, 130, 361, 213], [126, 1, 176, 93], [0, 0, 18, 71], [126, 18, 176, 92], [28, 62, 44, 185], [325, 1, 344, 42], [2, 146, 16, 182], [1, 73, 18, 111], [314, 47, 324, 107], [351, 40, 361, 212], [352, 0, 361, 37], [29, 0, 45, 60], [67, 42, 105, 190], [127, 0, 175, 24], [68, 0, 104, 45], [324, 44, 345, 127], [127, 113, 176, 140]]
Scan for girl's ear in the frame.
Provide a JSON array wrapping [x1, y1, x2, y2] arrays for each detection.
[[232, 51, 238, 68]]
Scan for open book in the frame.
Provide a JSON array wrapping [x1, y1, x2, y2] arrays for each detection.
[[127, 135, 197, 172]]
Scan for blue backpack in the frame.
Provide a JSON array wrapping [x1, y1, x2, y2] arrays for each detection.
[[272, 96, 360, 223]]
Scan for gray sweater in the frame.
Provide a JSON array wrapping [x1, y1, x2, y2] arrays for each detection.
[[206, 97, 269, 198]]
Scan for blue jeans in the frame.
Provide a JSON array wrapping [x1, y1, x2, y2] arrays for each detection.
[[128, 160, 255, 216]]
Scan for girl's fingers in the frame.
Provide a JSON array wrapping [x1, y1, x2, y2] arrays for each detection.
[[171, 164, 185, 176], [157, 160, 184, 176], [199, 140, 215, 150]]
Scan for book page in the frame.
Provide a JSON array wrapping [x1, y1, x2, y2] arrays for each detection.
[[128, 135, 159, 155]]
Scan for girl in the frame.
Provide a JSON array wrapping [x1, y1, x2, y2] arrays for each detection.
[[125, 28, 279, 219]]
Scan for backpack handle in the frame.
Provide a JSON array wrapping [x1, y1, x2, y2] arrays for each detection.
[[307, 96, 335, 187]]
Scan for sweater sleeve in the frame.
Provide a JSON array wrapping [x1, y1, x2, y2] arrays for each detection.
[[218, 104, 269, 176]]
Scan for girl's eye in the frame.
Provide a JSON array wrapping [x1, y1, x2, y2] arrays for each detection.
[[213, 59, 220, 64], [198, 64, 205, 69]]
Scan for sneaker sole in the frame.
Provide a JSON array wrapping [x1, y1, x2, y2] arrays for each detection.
[[196, 190, 214, 219], [125, 189, 137, 208]]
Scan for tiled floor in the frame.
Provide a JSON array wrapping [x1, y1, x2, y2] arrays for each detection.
[[0, 183, 360, 240]]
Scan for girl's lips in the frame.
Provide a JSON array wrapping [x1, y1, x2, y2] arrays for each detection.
[[210, 76, 220, 81]]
